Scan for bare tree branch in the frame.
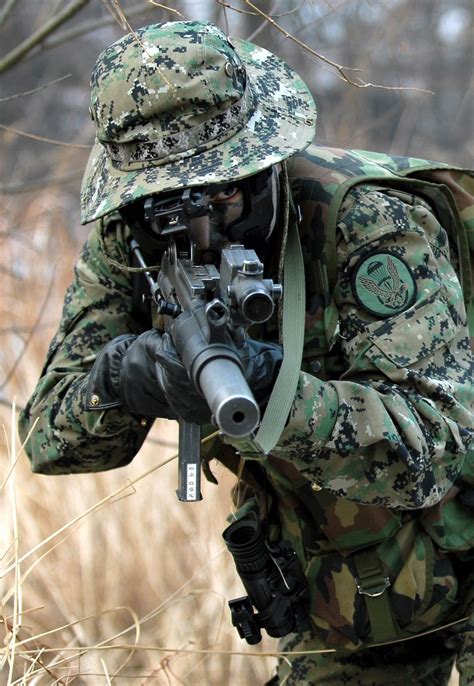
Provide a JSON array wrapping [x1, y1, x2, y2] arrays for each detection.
[[0, 271, 56, 393], [0, 170, 84, 194], [0, 123, 90, 149], [246, 0, 278, 42], [0, 0, 91, 74], [217, 0, 299, 18], [0, 397, 24, 410], [217, 0, 269, 16], [23, 2, 155, 60], [0, 0, 18, 29], [110, 0, 139, 30], [103, 0, 128, 28], [242, 0, 434, 94], [0, 322, 58, 334], [0, 74, 72, 103], [148, 0, 183, 14]]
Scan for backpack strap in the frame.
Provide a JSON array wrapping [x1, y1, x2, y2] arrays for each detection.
[[229, 200, 306, 458], [294, 478, 400, 644], [354, 549, 400, 643]]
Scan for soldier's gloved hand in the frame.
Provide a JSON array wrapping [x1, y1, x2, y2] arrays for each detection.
[[236, 338, 283, 408], [154, 333, 212, 424], [86, 330, 210, 423]]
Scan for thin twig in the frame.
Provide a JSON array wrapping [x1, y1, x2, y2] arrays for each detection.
[[220, 0, 230, 34], [102, 0, 128, 29], [0, 321, 58, 334], [12, 609, 472, 664], [113, 1, 179, 104], [0, 432, 221, 579], [217, 0, 299, 19], [6, 402, 21, 684], [0, 74, 72, 103], [148, 1, 183, 14], [110, 0, 137, 29], [22, 1, 154, 61], [0, 397, 22, 410], [0, 123, 90, 149], [0, 0, 91, 74], [15, 643, 334, 657], [10, 559, 233, 680], [0, 0, 18, 29], [0, 271, 56, 393], [246, 0, 278, 43], [242, 0, 434, 94], [217, 0, 257, 16], [0, 452, 178, 578]]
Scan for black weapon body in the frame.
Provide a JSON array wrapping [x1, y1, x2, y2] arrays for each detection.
[[131, 237, 281, 502], [223, 514, 311, 644]]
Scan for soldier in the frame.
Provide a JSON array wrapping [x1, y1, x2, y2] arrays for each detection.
[[18, 21, 474, 685]]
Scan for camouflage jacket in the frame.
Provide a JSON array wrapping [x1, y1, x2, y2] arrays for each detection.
[[18, 145, 474, 647], [18, 140, 474, 497]]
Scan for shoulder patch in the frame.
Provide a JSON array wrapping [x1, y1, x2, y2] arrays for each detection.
[[352, 251, 417, 318]]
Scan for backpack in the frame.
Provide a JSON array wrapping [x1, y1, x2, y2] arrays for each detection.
[[132, 145, 474, 648], [227, 146, 474, 649], [293, 145, 473, 335]]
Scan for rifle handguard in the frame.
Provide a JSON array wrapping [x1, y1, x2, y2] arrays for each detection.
[[171, 313, 260, 438]]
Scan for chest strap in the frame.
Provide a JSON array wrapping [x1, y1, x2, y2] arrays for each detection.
[[294, 478, 400, 643], [354, 549, 400, 643]]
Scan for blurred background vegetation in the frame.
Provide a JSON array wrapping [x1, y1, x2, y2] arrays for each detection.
[[0, 1, 472, 683]]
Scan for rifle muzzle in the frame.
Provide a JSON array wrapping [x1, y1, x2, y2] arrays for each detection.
[[197, 355, 260, 437]]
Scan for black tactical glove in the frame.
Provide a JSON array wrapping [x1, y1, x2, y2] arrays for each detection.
[[151, 333, 282, 422], [154, 333, 212, 424], [237, 337, 283, 408], [87, 330, 282, 424], [86, 330, 210, 422]]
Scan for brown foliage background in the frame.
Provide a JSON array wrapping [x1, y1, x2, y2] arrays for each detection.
[[0, 1, 472, 683]]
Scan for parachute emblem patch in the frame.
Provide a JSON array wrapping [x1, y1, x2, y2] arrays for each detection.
[[352, 252, 417, 317]]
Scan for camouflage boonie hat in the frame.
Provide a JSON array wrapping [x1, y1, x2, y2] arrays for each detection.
[[80, 20, 316, 224]]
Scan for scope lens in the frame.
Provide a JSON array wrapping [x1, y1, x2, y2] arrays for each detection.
[[241, 292, 274, 324]]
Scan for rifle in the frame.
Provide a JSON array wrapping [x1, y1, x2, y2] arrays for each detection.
[[130, 191, 282, 502]]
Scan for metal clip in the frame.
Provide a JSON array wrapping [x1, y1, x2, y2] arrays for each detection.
[[356, 576, 391, 598]]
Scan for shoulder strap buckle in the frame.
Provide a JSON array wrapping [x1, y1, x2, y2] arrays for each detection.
[[356, 575, 390, 598]]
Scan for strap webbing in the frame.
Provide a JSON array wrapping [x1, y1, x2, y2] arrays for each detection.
[[253, 215, 306, 454], [354, 549, 399, 643]]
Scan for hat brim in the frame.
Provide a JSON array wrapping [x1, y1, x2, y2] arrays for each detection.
[[80, 37, 316, 225]]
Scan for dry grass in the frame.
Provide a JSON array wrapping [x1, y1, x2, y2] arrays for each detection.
[[0, 190, 280, 684], [0, 140, 462, 684], [1, 411, 280, 684]]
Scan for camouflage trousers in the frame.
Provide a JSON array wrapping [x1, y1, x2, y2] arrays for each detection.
[[267, 616, 474, 686]]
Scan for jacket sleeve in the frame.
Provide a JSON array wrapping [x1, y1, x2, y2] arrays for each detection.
[[271, 186, 473, 509], [18, 219, 153, 474]]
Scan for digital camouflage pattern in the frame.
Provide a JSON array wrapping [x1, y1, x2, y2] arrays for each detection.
[[17, 18, 474, 684], [17, 221, 151, 473], [272, 602, 474, 685], [80, 21, 316, 224], [20, 144, 474, 674], [241, 145, 474, 660], [265, 144, 474, 513]]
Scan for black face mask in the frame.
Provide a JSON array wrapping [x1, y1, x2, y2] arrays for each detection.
[[119, 167, 279, 260], [224, 167, 279, 257]]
